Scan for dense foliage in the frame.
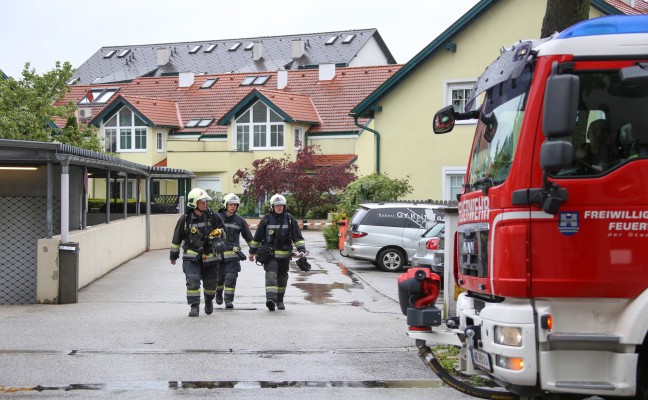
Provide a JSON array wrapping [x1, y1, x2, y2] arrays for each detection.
[[337, 173, 413, 215], [0, 62, 101, 151]]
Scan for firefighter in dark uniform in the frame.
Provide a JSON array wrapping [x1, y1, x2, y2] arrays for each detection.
[[248, 194, 308, 311], [215, 193, 254, 309], [170, 188, 225, 317]]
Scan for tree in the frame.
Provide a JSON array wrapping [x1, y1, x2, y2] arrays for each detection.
[[0, 62, 101, 151], [233, 145, 357, 218], [541, 0, 590, 38], [337, 173, 413, 215]]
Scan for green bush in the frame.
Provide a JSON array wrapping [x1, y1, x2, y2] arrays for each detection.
[[322, 224, 340, 250]]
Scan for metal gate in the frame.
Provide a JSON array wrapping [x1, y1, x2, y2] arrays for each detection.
[[0, 196, 60, 304]]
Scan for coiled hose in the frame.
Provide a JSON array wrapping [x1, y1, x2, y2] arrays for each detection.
[[418, 344, 519, 400]]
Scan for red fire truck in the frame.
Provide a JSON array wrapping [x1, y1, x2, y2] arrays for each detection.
[[398, 15, 648, 399]]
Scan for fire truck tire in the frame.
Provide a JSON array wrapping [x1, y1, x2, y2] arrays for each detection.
[[638, 336, 648, 400], [418, 344, 519, 400], [376, 248, 406, 272]]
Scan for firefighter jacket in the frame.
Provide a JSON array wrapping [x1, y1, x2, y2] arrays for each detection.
[[249, 211, 306, 259], [216, 208, 254, 261], [170, 208, 225, 264]]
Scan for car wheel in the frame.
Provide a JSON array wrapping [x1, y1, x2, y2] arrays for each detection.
[[377, 248, 406, 272]]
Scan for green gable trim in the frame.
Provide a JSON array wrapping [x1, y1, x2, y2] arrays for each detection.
[[1, 70, 8, 80], [307, 131, 359, 137], [217, 90, 293, 125], [170, 131, 202, 136], [297, 63, 348, 69], [590, 0, 623, 15], [351, 0, 618, 118], [351, 0, 497, 118], [87, 96, 155, 127]]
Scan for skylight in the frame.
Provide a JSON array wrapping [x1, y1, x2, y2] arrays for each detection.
[[253, 76, 269, 85], [77, 88, 119, 105], [204, 44, 217, 53], [342, 34, 356, 44], [229, 42, 242, 51], [200, 78, 218, 89], [186, 119, 200, 128], [103, 50, 116, 58], [189, 45, 202, 54], [245, 42, 254, 50], [95, 89, 117, 103], [241, 76, 256, 86], [117, 49, 131, 58], [325, 36, 338, 45], [197, 118, 213, 127]]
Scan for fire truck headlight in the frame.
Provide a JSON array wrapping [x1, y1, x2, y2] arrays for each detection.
[[496, 355, 524, 371], [494, 326, 523, 347]]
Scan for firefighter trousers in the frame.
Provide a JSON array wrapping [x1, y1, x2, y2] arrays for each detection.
[[182, 259, 218, 306], [264, 257, 289, 303], [217, 260, 241, 303]]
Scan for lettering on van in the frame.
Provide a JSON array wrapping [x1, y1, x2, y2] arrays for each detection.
[[583, 210, 648, 238], [458, 197, 490, 223]]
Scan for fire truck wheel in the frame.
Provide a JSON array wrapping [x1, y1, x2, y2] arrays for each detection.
[[376, 248, 406, 272]]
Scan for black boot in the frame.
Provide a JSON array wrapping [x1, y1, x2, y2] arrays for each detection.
[[266, 299, 276, 311], [225, 293, 234, 309], [215, 290, 223, 305], [204, 296, 213, 315], [277, 294, 285, 310], [225, 301, 234, 309], [189, 304, 199, 317]]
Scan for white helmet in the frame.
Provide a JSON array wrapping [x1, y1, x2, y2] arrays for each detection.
[[223, 193, 240, 208], [270, 194, 287, 207], [187, 188, 211, 208]]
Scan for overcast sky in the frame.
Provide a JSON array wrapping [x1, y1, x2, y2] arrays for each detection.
[[1, 0, 480, 79]]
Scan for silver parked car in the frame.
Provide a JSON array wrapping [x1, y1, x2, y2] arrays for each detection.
[[411, 222, 445, 276], [343, 203, 444, 272]]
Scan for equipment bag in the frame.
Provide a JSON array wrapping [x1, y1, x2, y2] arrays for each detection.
[[256, 244, 274, 264]]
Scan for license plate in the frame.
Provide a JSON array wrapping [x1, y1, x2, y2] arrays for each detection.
[[471, 348, 492, 372]]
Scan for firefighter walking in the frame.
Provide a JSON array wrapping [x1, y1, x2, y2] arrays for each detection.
[[215, 193, 254, 309], [249, 194, 309, 311], [170, 188, 225, 317]]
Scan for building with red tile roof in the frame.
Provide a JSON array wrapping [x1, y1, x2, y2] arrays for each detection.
[[55, 64, 400, 196]]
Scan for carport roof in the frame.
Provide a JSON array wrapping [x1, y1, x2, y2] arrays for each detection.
[[0, 139, 195, 179]]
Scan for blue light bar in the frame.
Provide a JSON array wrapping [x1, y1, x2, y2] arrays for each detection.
[[557, 15, 648, 39]]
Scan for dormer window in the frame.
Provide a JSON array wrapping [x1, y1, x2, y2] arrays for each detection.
[[342, 34, 355, 44], [229, 42, 242, 51], [189, 45, 202, 54], [117, 49, 131, 58]]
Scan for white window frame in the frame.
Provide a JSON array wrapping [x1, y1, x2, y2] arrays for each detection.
[[156, 132, 165, 152], [294, 127, 303, 149], [102, 107, 148, 153], [442, 167, 466, 201], [232, 100, 285, 151], [444, 79, 477, 125]]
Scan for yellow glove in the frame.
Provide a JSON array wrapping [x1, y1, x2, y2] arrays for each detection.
[[208, 228, 224, 239]]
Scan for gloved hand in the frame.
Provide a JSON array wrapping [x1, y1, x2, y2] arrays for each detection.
[[233, 246, 247, 261], [248, 254, 255, 262], [208, 228, 225, 239], [296, 256, 311, 272]]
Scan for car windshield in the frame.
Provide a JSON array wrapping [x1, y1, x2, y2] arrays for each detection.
[[423, 222, 445, 238]]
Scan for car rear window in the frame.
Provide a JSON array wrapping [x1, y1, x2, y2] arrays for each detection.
[[350, 208, 369, 225], [423, 222, 445, 238]]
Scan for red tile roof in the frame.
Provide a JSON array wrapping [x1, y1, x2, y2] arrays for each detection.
[[312, 154, 357, 167], [122, 96, 181, 128], [153, 158, 167, 167], [605, 0, 648, 14], [56, 65, 401, 136], [256, 89, 322, 125]]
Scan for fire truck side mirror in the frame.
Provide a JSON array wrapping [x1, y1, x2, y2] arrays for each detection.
[[540, 141, 574, 172], [433, 106, 456, 134], [543, 74, 579, 138]]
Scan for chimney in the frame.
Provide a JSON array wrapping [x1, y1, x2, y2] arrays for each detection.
[[277, 68, 288, 90], [292, 40, 305, 59], [253, 42, 263, 61], [157, 47, 170, 66], [179, 72, 195, 88], [319, 63, 335, 81]]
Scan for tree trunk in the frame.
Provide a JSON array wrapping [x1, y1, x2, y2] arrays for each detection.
[[541, 0, 590, 38]]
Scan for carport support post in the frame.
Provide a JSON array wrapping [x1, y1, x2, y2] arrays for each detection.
[[442, 206, 459, 318], [146, 177, 151, 250], [56, 155, 70, 243]]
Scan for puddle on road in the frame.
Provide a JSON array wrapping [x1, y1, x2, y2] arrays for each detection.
[[2, 380, 444, 392], [291, 262, 364, 306]]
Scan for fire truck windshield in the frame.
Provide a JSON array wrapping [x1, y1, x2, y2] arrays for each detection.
[[466, 68, 532, 191]]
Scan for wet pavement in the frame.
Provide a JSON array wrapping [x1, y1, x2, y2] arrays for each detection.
[[0, 230, 469, 399]]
